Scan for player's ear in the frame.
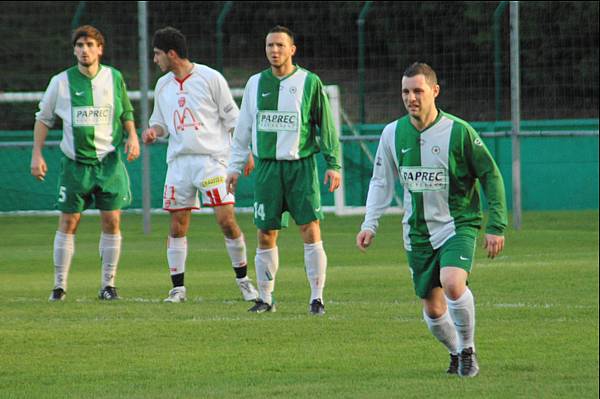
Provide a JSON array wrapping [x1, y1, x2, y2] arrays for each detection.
[[290, 44, 296, 57], [167, 49, 178, 60], [433, 84, 440, 98]]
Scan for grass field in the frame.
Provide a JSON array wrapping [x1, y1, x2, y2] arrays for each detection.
[[0, 210, 598, 398]]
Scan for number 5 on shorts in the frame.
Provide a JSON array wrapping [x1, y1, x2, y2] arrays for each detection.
[[254, 202, 265, 221], [58, 186, 67, 203]]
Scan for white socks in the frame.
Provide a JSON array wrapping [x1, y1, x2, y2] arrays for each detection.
[[54, 231, 123, 291], [167, 236, 187, 276], [99, 233, 122, 288], [53, 231, 75, 290], [304, 241, 327, 302], [254, 242, 327, 305], [225, 234, 247, 270], [423, 310, 459, 355], [446, 288, 476, 352], [255, 247, 279, 305]]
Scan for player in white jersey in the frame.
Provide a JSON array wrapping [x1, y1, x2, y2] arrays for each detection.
[[142, 27, 258, 303], [226, 26, 342, 315], [356, 63, 507, 377], [30, 25, 140, 301]]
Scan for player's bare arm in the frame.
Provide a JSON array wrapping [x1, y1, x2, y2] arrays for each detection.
[[31, 120, 50, 181], [356, 230, 375, 252], [226, 172, 240, 195], [123, 120, 140, 162], [484, 233, 505, 259], [324, 169, 341, 192], [141, 125, 165, 144]]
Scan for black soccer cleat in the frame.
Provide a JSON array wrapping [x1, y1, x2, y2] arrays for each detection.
[[458, 347, 480, 377], [447, 353, 459, 374], [49, 288, 66, 302], [248, 299, 275, 313], [98, 286, 121, 300], [309, 298, 325, 315]]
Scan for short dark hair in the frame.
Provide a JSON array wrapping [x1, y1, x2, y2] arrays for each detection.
[[403, 62, 438, 87], [71, 25, 105, 48], [268, 25, 295, 44], [152, 27, 188, 59]]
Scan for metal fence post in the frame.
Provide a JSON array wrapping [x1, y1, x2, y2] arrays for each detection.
[[70, 1, 87, 31], [138, 1, 151, 234], [510, 1, 522, 229], [216, 1, 234, 73]]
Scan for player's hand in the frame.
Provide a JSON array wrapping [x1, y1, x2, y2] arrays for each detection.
[[356, 230, 374, 252], [125, 133, 140, 162], [244, 153, 255, 176], [142, 127, 158, 144], [226, 172, 240, 195], [30, 153, 47, 181], [484, 233, 505, 259], [324, 169, 341, 193]]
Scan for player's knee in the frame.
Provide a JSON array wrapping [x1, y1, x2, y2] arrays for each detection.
[[423, 302, 446, 319], [101, 217, 120, 234], [59, 213, 80, 234], [441, 279, 467, 301], [299, 221, 321, 243], [257, 229, 277, 248], [216, 214, 238, 237], [440, 267, 468, 300]]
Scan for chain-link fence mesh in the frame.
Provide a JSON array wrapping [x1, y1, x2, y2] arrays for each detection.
[[1, 1, 598, 130]]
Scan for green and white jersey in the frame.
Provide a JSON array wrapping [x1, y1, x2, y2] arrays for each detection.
[[228, 66, 340, 174], [361, 110, 507, 250], [36, 65, 134, 164]]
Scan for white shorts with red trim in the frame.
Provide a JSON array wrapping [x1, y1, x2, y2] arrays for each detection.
[[163, 154, 235, 210]]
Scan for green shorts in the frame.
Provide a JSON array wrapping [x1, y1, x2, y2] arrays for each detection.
[[253, 155, 323, 230], [56, 151, 132, 213], [406, 228, 478, 299]]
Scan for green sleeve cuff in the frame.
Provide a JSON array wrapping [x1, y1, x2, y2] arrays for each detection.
[[485, 225, 505, 236], [121, 111, 135, 122]]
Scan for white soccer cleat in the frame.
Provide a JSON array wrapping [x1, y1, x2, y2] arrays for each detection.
[[164, 286, 187, 303], [236, 277, 259, 301]]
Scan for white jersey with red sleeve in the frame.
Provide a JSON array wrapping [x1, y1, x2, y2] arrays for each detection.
[[149, 63, 239, 163]]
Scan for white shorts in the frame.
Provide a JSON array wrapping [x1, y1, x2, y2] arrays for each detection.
[[163, 154, 235, 211]]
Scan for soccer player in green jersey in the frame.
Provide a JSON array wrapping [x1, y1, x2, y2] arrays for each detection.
[[30, 25, 140, 302], [356, 63, 507, 377], [226, 26, 342, 315]]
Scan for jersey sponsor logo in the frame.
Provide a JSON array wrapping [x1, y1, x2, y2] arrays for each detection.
[[173, 108, 202, 132], [201, 176, 225, 188], [178, 97, 186, 107], [72, 106, 112, 126], [399, 166, 448, 192], [257, 111, 299, 132]]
